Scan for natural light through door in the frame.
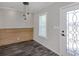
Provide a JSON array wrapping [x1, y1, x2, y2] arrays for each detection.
[[67, 9, 79, 55]]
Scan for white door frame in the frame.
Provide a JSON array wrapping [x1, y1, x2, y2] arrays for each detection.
[[60, 2, 79, 56]]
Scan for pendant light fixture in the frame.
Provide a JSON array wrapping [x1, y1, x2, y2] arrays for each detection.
[[23, 2, 29, 20]]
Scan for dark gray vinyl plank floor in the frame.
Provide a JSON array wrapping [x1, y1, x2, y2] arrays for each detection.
[[0, 40, 58, 56]]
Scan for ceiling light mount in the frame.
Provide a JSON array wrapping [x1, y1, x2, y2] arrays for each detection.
[[23, 2, 29, 5]]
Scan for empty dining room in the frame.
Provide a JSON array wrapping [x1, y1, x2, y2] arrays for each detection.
[[0, 1, 78, 56]]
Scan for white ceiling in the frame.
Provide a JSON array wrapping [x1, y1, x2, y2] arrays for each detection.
[[0, 2, 54, 13]]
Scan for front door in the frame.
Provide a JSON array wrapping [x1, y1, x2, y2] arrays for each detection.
[[60, 3, 79, 56]]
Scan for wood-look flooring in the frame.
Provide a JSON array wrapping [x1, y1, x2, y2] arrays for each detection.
[[0, 40, 58, 56]]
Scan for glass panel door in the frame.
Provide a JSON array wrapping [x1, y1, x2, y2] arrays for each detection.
[[67, 9, 79, 56]]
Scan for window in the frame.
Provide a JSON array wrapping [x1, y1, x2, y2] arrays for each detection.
[[39, 14, 47, 38]]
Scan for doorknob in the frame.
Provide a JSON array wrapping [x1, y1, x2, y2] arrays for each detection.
[[61, 34, 65, 36]]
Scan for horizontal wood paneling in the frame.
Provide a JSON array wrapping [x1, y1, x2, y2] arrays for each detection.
[[0, 28, 33, 46]]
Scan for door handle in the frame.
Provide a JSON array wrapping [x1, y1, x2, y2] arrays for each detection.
[[61, 34, 65, 36], [61, 30, 65, 36]]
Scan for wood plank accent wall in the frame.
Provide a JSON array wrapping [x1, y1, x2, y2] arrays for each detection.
[[0, 28, 33, 46]]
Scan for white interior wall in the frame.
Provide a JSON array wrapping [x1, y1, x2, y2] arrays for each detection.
[[0, 9, 33, 28], [33, 2, 73, 55]]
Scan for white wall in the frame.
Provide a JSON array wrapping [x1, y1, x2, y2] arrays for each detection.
[[0, 9, 33, 28], [33, 2, 73, 55]]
